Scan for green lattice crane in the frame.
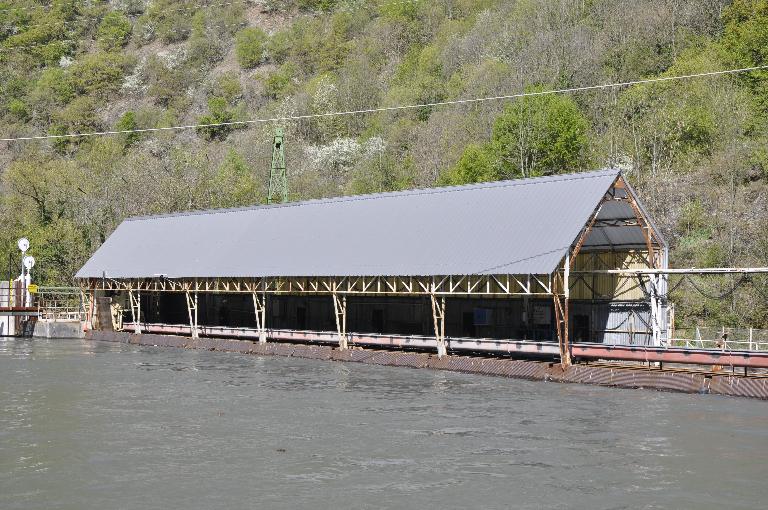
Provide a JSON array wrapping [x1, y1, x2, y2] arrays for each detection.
[[267, 128, 287, 204]]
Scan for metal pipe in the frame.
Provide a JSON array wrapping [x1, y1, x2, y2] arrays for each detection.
[[575, 267, 768, 275]]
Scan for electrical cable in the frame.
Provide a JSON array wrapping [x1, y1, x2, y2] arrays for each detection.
[[470, 246, 572, 275], [686, 274, 749, 301], [2, 64, 766, 143]]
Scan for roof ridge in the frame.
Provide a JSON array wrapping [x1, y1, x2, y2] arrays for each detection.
[[125, 168, 620, 222]]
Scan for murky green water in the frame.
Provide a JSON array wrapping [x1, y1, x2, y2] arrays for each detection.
[[1, 338, 767, 509]]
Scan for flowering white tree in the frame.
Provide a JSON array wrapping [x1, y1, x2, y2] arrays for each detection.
[[305, 137, 386, 181]]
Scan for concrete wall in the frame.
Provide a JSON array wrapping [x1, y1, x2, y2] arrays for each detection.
[[32, 320, 85, 339]]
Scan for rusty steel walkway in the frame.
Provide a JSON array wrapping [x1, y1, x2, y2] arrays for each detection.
[[122, 322, 768, 370], [89, 329, 768, 399]]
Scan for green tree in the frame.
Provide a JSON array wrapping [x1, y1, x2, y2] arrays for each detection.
[[210, 149, 258, 208], [721, 0, 768, 111], [490, 90, 590, 178], [388, 44, 446, 121], [439, 144, 498, 185]]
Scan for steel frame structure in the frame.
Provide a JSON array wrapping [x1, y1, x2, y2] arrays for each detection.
[[85, 273, 555, 297], [550, 175, 666, 365], [267, 127, 287, 204], [77, 175, 665, 365]]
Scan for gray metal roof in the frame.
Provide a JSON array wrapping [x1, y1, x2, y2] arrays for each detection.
[[76, 169, 635, 279]]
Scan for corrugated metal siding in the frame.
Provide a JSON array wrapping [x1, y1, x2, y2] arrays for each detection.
[[76, 169, 622, 279], [571, 301, 652, 346]]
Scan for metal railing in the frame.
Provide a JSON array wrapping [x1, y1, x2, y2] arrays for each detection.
[[670, 327, 768, 351], [35, 286, 85, 321]]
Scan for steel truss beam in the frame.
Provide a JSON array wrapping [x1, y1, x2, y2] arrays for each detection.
[[81, 273, 554, 297]]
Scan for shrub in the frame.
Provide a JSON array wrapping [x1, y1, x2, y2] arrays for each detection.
[[297, 0, 338, 12], [7, 98, 29, 121], [235, 27, 268, 68], [188, 34, 224, 67], [196, 97, 238, 140], [69, 52, 134, 97], [263, 62, 296, 99], [115, 111, 140, 148], [267, 30, 292, 63], [49, 96, 101, 152], [214, 73, 243, 103], [97, 12, 132, 50], [144, 56, 190, 107], [211, 149, 258, 208]]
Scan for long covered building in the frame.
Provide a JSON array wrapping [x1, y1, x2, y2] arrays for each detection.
[[76, 169, 669, 364]]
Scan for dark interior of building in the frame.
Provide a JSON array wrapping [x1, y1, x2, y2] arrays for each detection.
[[133, 292, 561, 342], [129, 291, 652, 345]]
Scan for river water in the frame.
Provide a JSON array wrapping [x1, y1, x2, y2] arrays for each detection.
[[1, 338, 767, 509]]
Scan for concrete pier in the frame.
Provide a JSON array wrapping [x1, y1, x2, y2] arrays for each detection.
[[33, 320, 85, 339]]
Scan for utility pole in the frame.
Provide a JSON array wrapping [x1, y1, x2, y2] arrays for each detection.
[[267, 127, 287, 204]]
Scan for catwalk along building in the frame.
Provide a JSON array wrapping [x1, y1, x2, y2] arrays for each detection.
[[76, 169, 669, 363]]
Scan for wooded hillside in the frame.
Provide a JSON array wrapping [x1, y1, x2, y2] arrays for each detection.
[[1, 0, 767, 327]]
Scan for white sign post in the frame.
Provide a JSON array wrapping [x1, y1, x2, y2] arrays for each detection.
[[17, 238, 32, 308]]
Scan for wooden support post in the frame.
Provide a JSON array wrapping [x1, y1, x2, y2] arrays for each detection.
[[79, 288, 86, 331], [82, 287, 95, 332], [552, 272, 571, 367], [90, 287, 96, 330], [332, 292, 348, 350], [252, 291, 267, 343], [430, 293, 446, 357], [185, 290, 198, 339], [129, 289, 142, 334]]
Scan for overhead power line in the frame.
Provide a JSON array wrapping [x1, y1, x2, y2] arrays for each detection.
[[1, 64, 766, 143]]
